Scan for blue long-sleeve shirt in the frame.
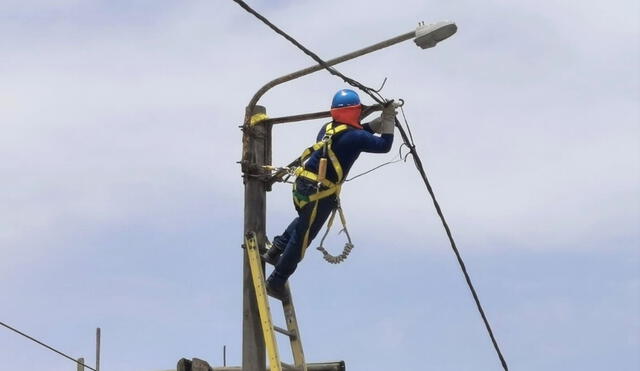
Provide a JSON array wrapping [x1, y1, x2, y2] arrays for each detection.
[[304, 122, 394, 183]]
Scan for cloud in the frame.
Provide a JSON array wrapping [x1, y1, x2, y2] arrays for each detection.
[[0, 1, 638, 370]]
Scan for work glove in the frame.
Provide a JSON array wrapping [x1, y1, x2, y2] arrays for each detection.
[[367, 117, 383, 134], [381, 102, 397, 135]]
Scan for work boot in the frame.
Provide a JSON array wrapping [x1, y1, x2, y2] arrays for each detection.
[[265, 274, 288, 301], [262, 243, 284, 266]]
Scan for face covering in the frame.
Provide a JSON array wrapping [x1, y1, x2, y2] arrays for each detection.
[[330, 104, 362, 129]]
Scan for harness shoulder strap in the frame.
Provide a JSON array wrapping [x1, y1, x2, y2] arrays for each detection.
[[296, 122, 348, 163], [297, 122, 330, 163], [324, 123, 348, 182]]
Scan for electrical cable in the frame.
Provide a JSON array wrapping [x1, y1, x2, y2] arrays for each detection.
[[0, 320, 97, 371], [400, 105, 416, 146], [229, 0, 386, 105], [395, 111, 510, 371], [345, 143, 408, 182], [345, 157, 402, 182], [230, 1, 509, 369]]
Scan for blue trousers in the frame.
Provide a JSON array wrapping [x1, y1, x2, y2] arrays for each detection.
[[270, 178, 337, 286]]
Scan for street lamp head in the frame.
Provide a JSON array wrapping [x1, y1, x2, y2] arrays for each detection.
[[414, 21, 457, 49]]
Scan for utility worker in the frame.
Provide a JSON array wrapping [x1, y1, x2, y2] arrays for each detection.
[[263, 88, 397, 300]]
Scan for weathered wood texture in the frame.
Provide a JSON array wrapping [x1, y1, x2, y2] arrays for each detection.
[[242, 105, 271, 371]]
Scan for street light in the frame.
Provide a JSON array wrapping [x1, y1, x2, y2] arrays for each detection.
[[245, 21, 458, 118], [414, 21, 457, 49]]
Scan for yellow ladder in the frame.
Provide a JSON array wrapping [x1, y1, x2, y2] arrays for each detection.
[[245, 232, 307, 371]]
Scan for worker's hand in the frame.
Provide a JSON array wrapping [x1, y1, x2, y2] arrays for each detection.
[[381, 102, 397, 134], [367, 117, 383, 134]]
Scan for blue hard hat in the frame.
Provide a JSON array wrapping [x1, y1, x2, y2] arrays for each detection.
[[331, 89, 360, 108]]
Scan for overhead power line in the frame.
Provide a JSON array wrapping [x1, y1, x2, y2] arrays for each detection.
[[0, 320, 97, 371], [229, 0, 386, 105], [230, 1, 509, 370]]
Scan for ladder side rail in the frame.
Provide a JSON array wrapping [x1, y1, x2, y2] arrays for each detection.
[[245, 232, 283, 371], [282, 283, 307, 371]]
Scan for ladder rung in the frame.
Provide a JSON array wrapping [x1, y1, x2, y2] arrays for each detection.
[[281, 361, 301, 371], [274, 325, 296, 338]]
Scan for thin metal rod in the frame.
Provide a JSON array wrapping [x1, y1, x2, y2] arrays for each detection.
[[247, 30, 415, 116], [261, 110, 331, 125], [260, 104, 384, 126], [96, 328, 101, 371]]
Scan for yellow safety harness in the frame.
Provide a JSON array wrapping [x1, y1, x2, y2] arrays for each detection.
[[290, 122, 355, 261], [261, 121, 356, 264], [292, 122, 348, 208]]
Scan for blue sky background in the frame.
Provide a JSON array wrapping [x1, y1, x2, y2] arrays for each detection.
[[1, 1, 638, 370]]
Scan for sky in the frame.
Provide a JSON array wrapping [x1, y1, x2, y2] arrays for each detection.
[[0, 0, 638, 370]]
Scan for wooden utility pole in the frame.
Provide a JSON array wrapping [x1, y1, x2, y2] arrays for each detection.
[[241, 104, 271, 371]]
